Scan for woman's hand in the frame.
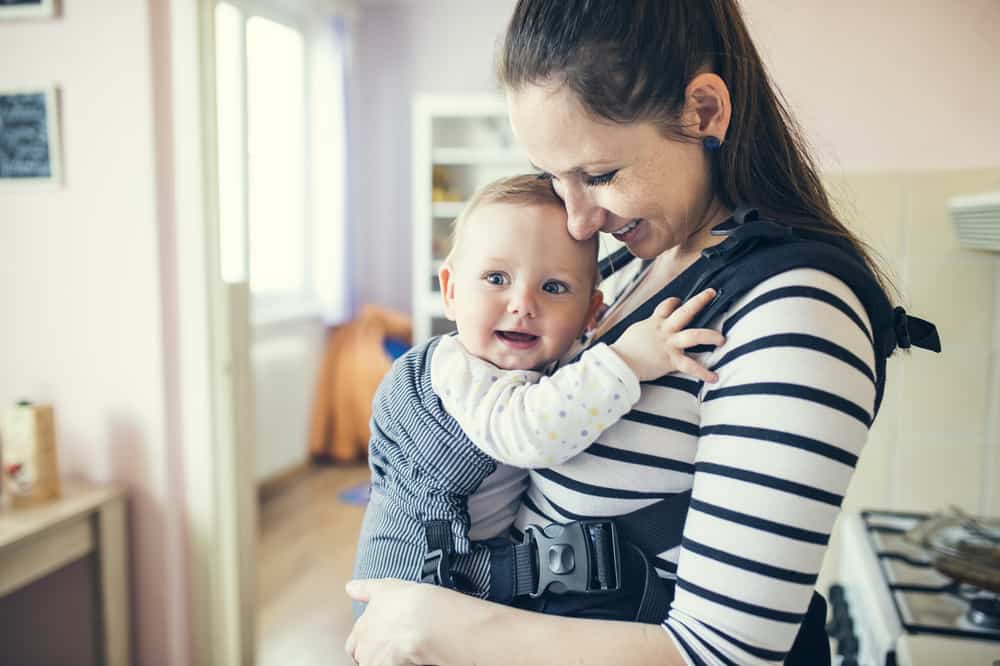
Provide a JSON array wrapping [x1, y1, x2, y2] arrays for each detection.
[[345, 577, 683, 666], [344, 578, 443, 666]]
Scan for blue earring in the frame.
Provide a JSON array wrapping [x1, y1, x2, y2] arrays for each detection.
[[703, 136, 721, 151]]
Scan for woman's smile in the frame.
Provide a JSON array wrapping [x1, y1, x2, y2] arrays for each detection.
[[611, 218, 643, 242]]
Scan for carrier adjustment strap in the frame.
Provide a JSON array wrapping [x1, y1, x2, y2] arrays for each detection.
[[890, 306, 941, 353], [420, 520, 454, 588], [628, 542, 676, 624]]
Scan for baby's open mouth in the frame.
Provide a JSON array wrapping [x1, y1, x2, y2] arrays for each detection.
[[496, 330, 539, 349]]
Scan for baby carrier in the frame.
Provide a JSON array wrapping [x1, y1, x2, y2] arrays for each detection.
[[421, 208, 941, 664]]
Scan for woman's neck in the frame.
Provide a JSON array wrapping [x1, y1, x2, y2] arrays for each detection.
[[662, 198, 732, 274], [583, 199, 734, 346]]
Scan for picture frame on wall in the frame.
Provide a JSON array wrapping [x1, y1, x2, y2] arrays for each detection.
[[0, 87, 62, 188], [0, 0, 55, 20]]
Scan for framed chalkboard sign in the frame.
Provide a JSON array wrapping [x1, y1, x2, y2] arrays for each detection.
[[0, 0, 54, 20], [0, 87, 62, 188]]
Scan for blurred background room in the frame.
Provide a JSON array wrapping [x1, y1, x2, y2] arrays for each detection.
[[1, 1, 999, 665]]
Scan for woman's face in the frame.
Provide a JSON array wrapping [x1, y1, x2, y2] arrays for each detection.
[[507, 82, 721, 261]]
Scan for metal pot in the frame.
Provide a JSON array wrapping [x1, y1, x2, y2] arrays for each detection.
[[903, 507, 1000, 593]]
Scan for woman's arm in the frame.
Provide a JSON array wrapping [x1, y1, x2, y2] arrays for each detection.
[[345, 579, 687, 666], [661, 268, 876, 663]]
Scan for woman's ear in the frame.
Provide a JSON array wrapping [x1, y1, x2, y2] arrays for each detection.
[[438, 263, 458, 321], [684, 72, 732, 143]]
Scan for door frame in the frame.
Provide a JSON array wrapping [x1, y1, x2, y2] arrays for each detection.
[[168, 1, 257, 664]]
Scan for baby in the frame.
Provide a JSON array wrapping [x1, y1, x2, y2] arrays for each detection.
[[352, 174, 722, 604]]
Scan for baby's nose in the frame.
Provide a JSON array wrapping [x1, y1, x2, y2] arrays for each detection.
[[507, 290, 537, 318]]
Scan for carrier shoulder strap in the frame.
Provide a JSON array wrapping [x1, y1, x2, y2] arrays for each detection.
[[599, 207, 940, 416], [684, 208, 940, 355]]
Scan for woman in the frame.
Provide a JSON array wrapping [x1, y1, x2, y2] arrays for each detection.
[[346, 1, 927, 663]]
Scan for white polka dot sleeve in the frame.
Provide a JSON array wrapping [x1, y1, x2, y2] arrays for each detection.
[[430, 335, 642, 469]]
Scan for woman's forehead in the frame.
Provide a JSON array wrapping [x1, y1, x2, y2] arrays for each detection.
[[507, 84, 654, 173]]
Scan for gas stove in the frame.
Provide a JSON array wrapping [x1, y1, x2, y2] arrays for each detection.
[[835, 511, 1000, 665]]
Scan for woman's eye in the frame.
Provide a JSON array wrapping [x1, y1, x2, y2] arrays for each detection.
[[536, 172, 563, 200], [583, 169, 619, 187], [542, 281, 569, 295], [484, 272, 509, 286]]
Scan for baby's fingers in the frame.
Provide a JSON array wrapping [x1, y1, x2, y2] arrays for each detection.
[[671, 328, 726, 350], [653, 297, 682, 318], [675, 354, 720, 384], [664, 288, 717, 329]]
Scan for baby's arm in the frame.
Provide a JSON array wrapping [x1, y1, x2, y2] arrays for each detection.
[[432, 335, 640, 468], [433, 288, 725, 468]]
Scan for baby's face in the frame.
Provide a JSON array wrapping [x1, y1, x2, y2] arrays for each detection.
[[441, 202, 601, 371]]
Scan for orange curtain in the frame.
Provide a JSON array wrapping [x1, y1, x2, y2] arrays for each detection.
[[308, 305, 413, 463]]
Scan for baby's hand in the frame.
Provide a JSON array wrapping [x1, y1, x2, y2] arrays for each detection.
[[610, 288, 725, 383]]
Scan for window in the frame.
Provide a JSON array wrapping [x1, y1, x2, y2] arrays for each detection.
[[245, 16, 306, 298], [215, 2, 344, 323]]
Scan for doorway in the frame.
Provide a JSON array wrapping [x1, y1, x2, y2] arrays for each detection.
[[204, 1, 353, 663]]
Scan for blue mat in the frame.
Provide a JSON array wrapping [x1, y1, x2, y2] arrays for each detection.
[[383, 338, 409, 361], [339, 482, 370, 506]]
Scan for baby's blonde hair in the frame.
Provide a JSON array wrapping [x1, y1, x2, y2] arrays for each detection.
[[446, 174, 599, 282]]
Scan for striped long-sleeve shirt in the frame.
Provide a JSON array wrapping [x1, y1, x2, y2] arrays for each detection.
[[515, 266, 875, 664]]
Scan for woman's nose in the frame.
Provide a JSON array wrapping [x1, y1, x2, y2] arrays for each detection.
[[563, 185, 604, 240]]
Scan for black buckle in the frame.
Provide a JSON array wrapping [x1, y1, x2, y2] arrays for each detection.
[[524, 519, 622, 597], [420, 548, 453, 588]]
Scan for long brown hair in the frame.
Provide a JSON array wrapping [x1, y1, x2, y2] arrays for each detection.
[[497, 0, 896, 299]]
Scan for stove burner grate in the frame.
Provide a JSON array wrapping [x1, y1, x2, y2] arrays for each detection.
[[967, 596, 1000, 630]]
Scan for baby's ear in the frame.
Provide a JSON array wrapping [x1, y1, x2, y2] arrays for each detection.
[[583, 289, 605, 331], [438, 264, 458, 321]]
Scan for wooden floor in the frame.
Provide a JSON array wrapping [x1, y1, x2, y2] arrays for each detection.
[[257, 464, 370, 666]]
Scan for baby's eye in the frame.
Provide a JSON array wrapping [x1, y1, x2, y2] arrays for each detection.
[[542, 280, 569, 295], [583, 169, 619, 187], [484, 272, 509, 286]]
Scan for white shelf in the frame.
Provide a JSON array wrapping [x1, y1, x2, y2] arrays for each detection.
[[413, 94, 527, 343], [432, 201, 466, 218], [432, 148, 527, 165], [425, 299, 446, 318]]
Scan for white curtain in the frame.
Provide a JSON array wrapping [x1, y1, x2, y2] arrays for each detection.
[[309, 13, 353, 324]]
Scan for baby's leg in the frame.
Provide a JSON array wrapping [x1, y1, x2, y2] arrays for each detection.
[[351, 485, 427, 618]]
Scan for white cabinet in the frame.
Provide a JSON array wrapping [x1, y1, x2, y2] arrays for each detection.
[[411, 94, 531, 343]]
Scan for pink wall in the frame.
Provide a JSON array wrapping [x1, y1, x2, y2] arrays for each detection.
[[352, 0, 517, 313], [351, 0, 1000, 312], [0, 2, 191, 664], [743, 1, 1000, 173]]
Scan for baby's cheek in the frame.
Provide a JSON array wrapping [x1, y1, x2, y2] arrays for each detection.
[[549, 321, 584, 353]]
